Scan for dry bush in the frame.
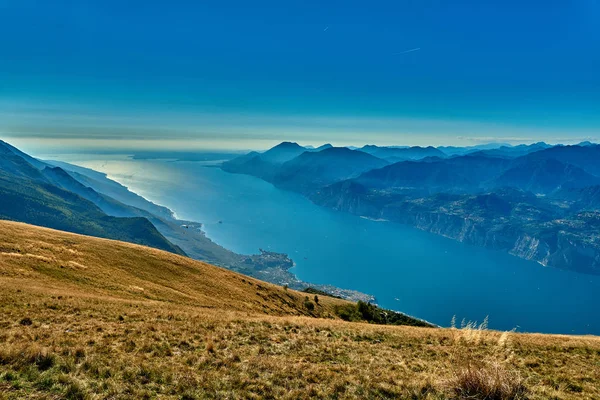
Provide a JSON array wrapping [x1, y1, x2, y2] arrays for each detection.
[[448, 318, 527, 400], [451, 358, 527, 400]]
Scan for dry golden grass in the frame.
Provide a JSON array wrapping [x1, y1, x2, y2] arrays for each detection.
[[1, 220, 599, 399], [0, 221, 349, 318]]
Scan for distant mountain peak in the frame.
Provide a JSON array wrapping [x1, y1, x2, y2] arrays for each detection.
[[274, 141, 302, 149], [315, 143, 333, 151], [319, 146, 354, 154], [44, 165, 70, 176], [577, 141, 595, 147]]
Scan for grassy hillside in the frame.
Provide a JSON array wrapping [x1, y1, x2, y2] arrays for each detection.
[[0, 141, 184, 255], [0, 221, 345, 317], [1, 221, 599, 399]]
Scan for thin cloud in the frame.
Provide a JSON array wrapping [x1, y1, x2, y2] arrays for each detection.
[[393, 47, 421, 55], [323, 26, 329, 32]]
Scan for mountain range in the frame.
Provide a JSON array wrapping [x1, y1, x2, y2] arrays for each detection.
[[357, 145, 445, 163], [272, 147, 389, 193], [222, 141, 600, 274]]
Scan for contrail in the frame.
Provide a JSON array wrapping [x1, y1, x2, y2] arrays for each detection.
[[323, 26, 329, 32], [393, 47, 421, 55]]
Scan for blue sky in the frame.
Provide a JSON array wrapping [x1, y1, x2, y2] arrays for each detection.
[[1, 0, 599, 152]]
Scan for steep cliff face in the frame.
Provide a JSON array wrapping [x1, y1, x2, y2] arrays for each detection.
[[509, 235, 551, 266], [382, 208, 519, 252], [312, 187, 600, 275], [510, 232, 600, 275], [545, 232, 600, 274], [389, 209, 600, 274], [311, 181, 382, 217]]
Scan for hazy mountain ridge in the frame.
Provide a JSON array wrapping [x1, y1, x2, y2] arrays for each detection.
[[457, 142, 552, 159], [0, 141, 188, 254], [358, 145, 446, 163], [437, 142, 513, 156], [46, 159, 175, 220], [515, 144, 600, 176], [489, 158, 600, 194], [223, 143, 390, 193], [355, 154, 512, 194], [272, 147, 389, 193], [224, 142, 600, 274]]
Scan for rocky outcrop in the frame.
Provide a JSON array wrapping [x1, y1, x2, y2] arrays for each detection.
[[509, 235, 551, 266]]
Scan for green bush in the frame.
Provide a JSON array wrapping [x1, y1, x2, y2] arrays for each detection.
[[335, 302, 432, 327], [335, 304, 362, 322], [304, 297, 315, 312]]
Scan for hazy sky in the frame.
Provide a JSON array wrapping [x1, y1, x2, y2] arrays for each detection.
[[1, 0, 599, 152]]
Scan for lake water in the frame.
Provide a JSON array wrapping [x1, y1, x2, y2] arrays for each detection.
[[53, 155, 600, 335]]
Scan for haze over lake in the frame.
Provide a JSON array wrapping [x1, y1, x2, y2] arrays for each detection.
[[54, 154, 600, 335]]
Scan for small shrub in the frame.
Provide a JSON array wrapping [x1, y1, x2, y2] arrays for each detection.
[[304, 298, 315, 311], [33, 351, 56, 371], [335, 304, 362, 322], [450, 359, 527, 400], [19, 317, 33, 326]]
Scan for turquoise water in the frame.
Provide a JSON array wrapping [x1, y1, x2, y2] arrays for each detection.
[[61, 156, 600, 335]]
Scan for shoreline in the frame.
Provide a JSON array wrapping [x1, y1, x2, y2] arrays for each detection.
[[48, 155, 378, 304], [92, 162, 378, 303], [165, 215, 377, 303]]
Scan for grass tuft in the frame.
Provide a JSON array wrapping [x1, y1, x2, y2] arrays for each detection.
[[0, 344, 56, 371], [451, 359, 527, 400], [448, 320, 527, 400]]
